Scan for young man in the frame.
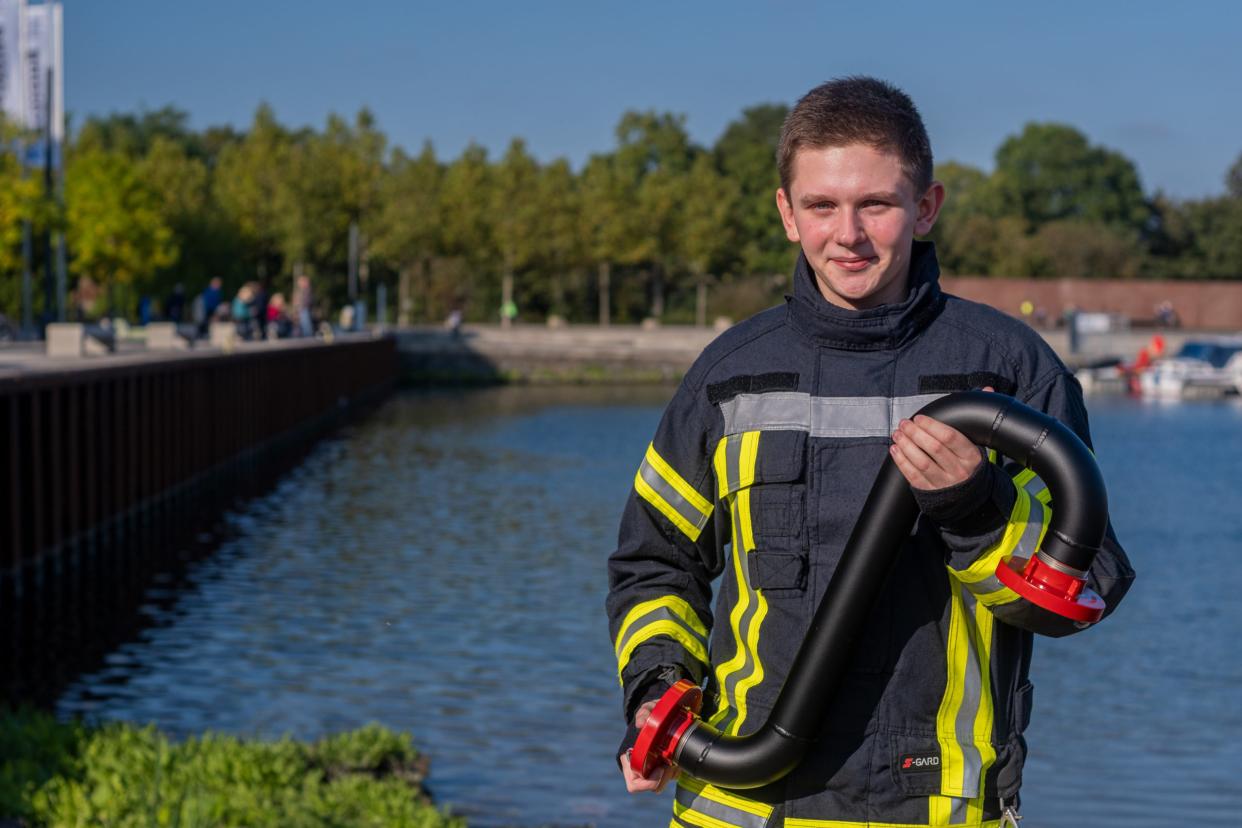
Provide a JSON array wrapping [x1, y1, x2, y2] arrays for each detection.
[[606, 77, 1134, 826]]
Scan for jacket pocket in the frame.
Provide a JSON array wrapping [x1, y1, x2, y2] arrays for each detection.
[[719, 430, 808, 594]]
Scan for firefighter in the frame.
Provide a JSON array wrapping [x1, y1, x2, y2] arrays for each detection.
[[606, 77, 1134, 827]]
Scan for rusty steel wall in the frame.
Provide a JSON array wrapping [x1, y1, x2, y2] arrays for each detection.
[[0, 337, 397, 584]]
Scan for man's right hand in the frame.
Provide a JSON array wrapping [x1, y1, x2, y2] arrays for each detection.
[[620, 700, 680, 793]]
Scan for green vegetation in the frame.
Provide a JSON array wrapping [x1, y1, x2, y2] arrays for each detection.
[[1, 102, 1241, 327], [0, 708, 463, 827]]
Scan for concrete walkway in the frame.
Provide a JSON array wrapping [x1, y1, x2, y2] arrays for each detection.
[[396, 322, 1196, 381]]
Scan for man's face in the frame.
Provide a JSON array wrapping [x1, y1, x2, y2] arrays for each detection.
[[776, 143, 944, 310]]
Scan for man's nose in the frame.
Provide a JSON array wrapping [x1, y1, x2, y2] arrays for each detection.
[[833, 210, 867, 247]]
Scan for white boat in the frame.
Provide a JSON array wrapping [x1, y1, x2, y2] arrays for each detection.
[[1139, 337, 1242, 399]]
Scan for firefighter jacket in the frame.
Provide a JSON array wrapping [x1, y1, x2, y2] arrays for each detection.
[[606, 242, 1135, 827]]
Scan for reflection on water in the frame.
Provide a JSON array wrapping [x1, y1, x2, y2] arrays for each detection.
[[56, 388, 1242, 828]]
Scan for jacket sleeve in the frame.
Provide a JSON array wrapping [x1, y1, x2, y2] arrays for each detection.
[[606, 377, 725, 722], [914, 369, 1136, 637]]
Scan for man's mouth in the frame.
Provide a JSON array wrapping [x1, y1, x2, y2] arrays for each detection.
[[830, 257, 875, 273]]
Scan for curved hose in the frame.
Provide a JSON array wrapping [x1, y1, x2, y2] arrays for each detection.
[[668, 390, 1108, 788]]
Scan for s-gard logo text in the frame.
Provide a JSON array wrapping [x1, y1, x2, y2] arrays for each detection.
[[901, 754, 940, 770]]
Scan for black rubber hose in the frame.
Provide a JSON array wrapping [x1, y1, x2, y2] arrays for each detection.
[[675, 390, 1108, 788]]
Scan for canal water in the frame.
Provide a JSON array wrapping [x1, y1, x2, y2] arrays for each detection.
[[56, 387, 1242, 827]]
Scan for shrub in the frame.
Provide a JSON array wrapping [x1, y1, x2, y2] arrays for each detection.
[[0, 708, 464, 827]]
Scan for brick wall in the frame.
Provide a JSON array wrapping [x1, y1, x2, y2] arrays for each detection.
[[938, 277, 1242, 329]]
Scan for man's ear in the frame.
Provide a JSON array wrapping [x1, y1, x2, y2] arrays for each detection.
[[914, 181, 946, 236], [775, 187, 800, 243]]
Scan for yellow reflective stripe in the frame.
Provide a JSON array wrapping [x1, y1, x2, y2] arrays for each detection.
[[738, 430, 759, 490], [936, 580, 969, 797], [953, 484, 1028, 584], [936, 580, 998, 805], [709, 431, 769, 735], [951, 466, 1059, 609], [969, 596, 998, 804], [635, 469, 707, 541], [714, 436, 731, 500], [672, 802, 742, 828], [615, 620, 710, 680], [785, 820, 1002, 828], [646, 443, 713, 517], [677, 777, 773, 819], [712, 500, 750, 727], [616, 595, 709, 649], [927, 794, 953, 825], [736, 432, 760, 550], [729, 544, 769, 733], [614, 596, 710, 680]]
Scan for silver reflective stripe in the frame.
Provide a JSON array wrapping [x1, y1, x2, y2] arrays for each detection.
[[963, 472, 1047, 599], [638, 457, 711, 534], [720, 392, 946, 437], [949, 794, 969, 824], [675, 784, 768, 828], [966, 572, 1010, 598], [613, 605, 708, 665], [1023, 474, 1048, 501], [1014, 494, 1045, 560], [725, 433, 743, 495], [954, 583, 985, 795]]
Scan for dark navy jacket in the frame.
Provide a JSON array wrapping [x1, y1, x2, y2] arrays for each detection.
[[606, 242, 1134, 827]]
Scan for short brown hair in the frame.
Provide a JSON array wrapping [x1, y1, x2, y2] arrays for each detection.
[[777, 76, 933, 196]]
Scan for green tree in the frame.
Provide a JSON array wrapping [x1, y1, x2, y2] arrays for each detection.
[[713, 103, 790, 274], [214, 104, 297, 285], [991, 123, 1150, 232], [310, 109, 388, 304], [0, 150, 38, 277], [1226, 151, 1242, 200], [370, 142, 443, 323], [679, 153, 741, 325], [136, 136, 245, 294], [614, 111, 697, 318], [75, 106, 205, 159], [929, 161, 1002, 275], [0, 148, 42, 320], [490, 138, 543, 325], [532, 157, 583, 318], [1180, 197, 1242, 278], [579, 152, 639, 324], [65, 149, 177, 311], [438, 143, 493, 317]]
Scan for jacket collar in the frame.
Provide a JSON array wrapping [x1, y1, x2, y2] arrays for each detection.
[[785, 240, 945, 350]]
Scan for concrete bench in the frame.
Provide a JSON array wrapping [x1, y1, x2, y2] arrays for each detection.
[[46, 323, 84, 357], [46, 323, 115, 356], [209, 321, 236, 349], [146, 322, 190, 350]]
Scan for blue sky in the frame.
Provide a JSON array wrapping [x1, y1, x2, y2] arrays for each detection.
[[65, 1, 1241, 200]]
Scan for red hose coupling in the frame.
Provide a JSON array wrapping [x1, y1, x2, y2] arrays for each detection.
[[630, 679, 703, 778], [995, 552, 1105, 623]]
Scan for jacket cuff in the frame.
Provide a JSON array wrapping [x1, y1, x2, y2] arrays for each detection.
[[622, 663, 690, 724], [912, 455, 1014, 536]]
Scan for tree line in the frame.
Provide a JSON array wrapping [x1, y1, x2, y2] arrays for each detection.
[[2, 103, 1240, 326]]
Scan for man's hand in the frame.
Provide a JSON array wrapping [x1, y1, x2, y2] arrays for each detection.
[[890, 415, 983, 492], [620, 700, 680, 793]]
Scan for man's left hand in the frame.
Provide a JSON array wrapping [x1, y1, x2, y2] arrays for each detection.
[[889, 414, 984, 491]]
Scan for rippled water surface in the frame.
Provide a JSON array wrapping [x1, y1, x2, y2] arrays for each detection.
[[57, 388, 1242, 827]]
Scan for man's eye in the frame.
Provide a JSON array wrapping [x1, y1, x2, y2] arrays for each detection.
[[811, 202, 834, 211], [862, 201, 890, 210]]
